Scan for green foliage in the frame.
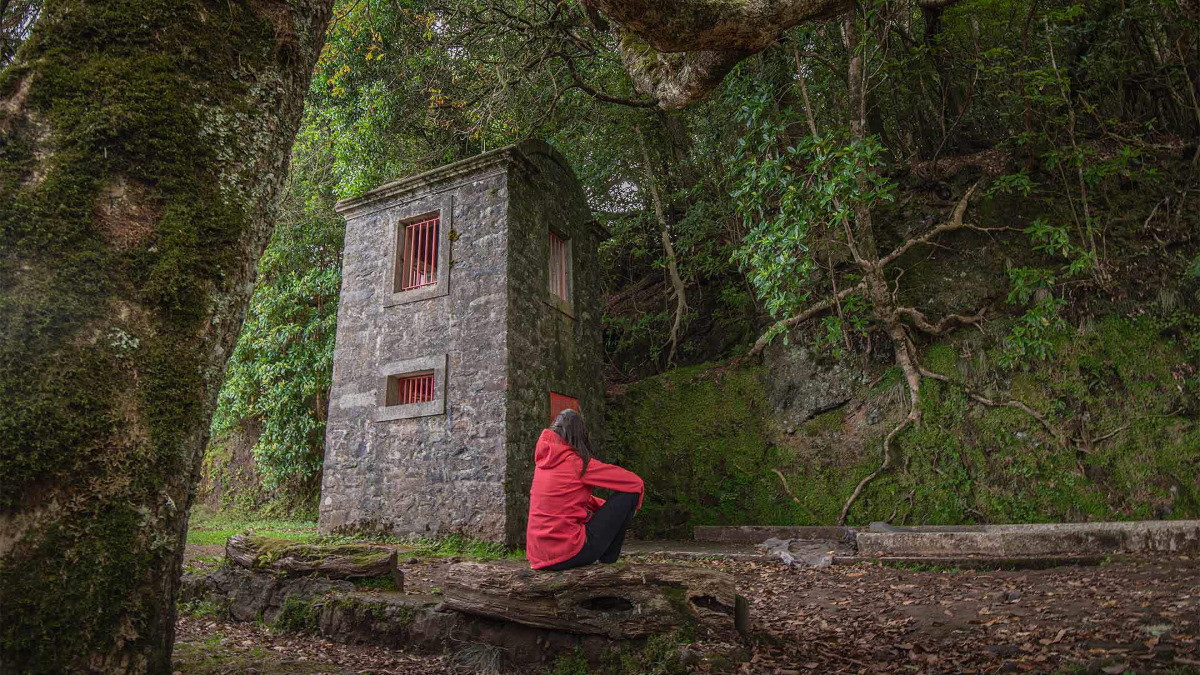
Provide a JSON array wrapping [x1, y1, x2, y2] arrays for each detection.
[[729, 81, 894, 321], [201, 0, 1200, 522], [178, 598, 226, 620], [208, 184, 343, 495], [999, 268, 1068, 368]]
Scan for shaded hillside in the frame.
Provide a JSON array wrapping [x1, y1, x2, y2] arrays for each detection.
[[606, 162, 1199, 536]]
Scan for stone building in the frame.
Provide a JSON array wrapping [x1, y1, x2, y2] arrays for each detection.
[[318, 140, 605, 546]]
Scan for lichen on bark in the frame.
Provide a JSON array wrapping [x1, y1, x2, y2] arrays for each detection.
[[0, 0, 332, 671]]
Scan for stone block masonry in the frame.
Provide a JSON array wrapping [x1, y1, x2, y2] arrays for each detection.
[[319, 141, 605, 546]]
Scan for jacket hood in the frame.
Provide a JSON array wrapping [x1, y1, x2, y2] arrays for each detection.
[[535, 429, 578, 469]]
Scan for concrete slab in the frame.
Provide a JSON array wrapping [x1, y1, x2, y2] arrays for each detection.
[[857, 519, 1200, 557], [693, 525, 855, 544], [834, 555, 1111, 570], [623, 540, 767, 561]]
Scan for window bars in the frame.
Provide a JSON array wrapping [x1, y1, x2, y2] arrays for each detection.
[[401, 216, 439, 290], [395, 372, 435, 405], [549, 232, 568, 301]]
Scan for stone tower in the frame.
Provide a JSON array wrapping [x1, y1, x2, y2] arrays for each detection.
[[318, 141, 605, 546]]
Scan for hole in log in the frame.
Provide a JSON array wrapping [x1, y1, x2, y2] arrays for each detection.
[[691, 595, 734, 615], [578, 596, 635, 612]]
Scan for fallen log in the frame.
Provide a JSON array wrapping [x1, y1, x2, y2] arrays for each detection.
[[225, 533, 400, 583], [442, 560, 749, 639]]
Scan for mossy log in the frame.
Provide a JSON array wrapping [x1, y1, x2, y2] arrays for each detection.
[[225, 534, 401, 583], [442, 561, 749, 639]]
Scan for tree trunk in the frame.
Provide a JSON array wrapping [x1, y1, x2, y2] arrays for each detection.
[[443, 561, 749, 640], [0, 0, 332, 671]]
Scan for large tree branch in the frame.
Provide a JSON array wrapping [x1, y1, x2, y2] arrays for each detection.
[[591, 0, 964, 107], [587, 0, 850, 53]]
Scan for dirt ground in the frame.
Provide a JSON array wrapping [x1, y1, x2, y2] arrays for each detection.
[[174, 551, 1200, 673], [719, 557, 1199, 674]]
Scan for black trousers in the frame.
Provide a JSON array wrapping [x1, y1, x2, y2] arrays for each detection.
[[544, 492, 639, 571]]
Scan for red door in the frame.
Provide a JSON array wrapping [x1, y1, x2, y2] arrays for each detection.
[[549, 392, 580, 424]]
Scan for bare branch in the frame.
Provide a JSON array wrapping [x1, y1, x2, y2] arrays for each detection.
[[895, 305, 987, 335], [772, 469, 802, 504], [559, 52, 659, 107], [635, 125, 688, 366], [839, 407, 916, 525], [879, 181, 982, 267], [745, 282, 866, 358]]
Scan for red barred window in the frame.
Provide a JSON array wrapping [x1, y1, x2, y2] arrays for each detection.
[[548, 232, 568, 301], [399, 216, 439, 291], [549, 392, 579, 424], [394, 372, 435, 406]]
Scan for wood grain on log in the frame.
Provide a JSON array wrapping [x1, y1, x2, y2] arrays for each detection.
[[443, 561, 749, 639], [225, 533, 399, 580]]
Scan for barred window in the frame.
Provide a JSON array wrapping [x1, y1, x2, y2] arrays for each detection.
[[389, 372, 435, 406], [548, 231, 569, 302], [397, 215, 439, 291]]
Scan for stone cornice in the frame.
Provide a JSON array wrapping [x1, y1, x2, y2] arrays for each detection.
[[334, 140, 555, 219]]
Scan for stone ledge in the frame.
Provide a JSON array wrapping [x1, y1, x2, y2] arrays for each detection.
[[856, 520, 1200, 557]]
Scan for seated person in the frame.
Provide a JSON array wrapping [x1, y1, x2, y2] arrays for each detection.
[[526, 409, 644, 570]]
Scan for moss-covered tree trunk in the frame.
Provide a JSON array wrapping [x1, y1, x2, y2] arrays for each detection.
[[0, 0, 331, 671]]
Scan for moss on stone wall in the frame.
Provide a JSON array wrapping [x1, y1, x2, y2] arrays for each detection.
[[605, 363, 818, 537], [607, 316, 1198, 536]]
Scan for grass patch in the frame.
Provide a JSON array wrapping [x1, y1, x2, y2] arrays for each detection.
[[187, 506, 318, 546], [178, 598, 225, 619], [409, 534, 517, 560]]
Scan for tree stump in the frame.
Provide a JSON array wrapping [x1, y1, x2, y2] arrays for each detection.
[[442, 561, 749, 639], [225, 533, 400, 582]]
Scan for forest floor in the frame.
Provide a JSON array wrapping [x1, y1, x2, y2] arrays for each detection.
[[175, 531, 1199, 673]]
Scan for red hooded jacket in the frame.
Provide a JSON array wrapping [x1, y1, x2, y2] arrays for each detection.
[[525, 429, 644, 569]]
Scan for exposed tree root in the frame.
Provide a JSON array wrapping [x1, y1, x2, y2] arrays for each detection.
[[839, 407, 916, 525], [747, 182, 986, 359], [745, 283, 865, 358], [773, 468, 802, 504], [917, 367, 1067, 447], [896, 305, 988, 335]]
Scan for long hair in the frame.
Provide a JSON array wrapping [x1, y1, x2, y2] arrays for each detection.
[[550, 409, 592, 476]]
